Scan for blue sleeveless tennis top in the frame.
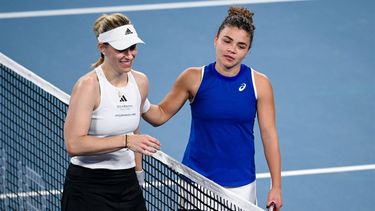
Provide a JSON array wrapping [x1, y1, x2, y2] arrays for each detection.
[[182, 62, 257, 187]]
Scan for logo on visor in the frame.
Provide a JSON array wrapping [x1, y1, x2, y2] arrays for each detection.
[[125, 28, 133, 35]]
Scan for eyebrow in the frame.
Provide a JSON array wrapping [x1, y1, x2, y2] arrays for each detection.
[[223, 35, 233, 41], [223, 35, 248, 47]]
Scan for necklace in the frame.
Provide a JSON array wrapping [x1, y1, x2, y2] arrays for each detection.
[[114, 75, 128, 99], [117, 89, 124, 98]]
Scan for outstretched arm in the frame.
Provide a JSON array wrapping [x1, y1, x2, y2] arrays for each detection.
[[143, 67, 202, 126]]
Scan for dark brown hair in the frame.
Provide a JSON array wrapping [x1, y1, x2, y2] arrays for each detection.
[[217, 7, 256, 49]]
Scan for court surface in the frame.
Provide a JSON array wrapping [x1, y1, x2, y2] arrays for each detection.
[[1, 0, 374, 210]]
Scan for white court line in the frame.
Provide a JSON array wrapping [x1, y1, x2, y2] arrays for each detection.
[[0, 189, 62, 199], [1, 164, 374, 199], [0, 0, 307, 19], [257, 164, 375, 179]]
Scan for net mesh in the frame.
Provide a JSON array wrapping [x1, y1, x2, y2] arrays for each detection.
[[0, 53, 262, 211], [1, 61, 68, 211]]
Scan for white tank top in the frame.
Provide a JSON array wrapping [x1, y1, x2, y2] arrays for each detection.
[[70, 65, 141, 169]]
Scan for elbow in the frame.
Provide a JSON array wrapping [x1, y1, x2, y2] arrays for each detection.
[[142, 105, 171, 127], [65, 145, 78, 157], [64, 138, 80, 157], [142, 115, 166, 127], [150, 119, 166, 127], [150, 121, 164, 127], [152, 117, 170, 127]]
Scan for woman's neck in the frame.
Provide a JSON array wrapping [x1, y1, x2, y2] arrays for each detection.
[[101, 63, 128, 87], [214, 62, 241, 77]]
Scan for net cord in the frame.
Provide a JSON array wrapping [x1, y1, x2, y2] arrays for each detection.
[[153, 151, 263, 211], [0, 52, 70, 105]]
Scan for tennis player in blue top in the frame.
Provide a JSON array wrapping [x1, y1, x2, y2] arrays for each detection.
[[143, 6, 282, 210]]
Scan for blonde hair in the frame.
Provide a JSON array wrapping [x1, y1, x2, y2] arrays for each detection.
[[91, 13, 131, 68]]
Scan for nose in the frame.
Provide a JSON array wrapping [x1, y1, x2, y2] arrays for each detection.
[[227, 44, 237, 54]]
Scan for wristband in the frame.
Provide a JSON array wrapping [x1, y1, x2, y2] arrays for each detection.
[[136, 170, 145, 187], [142, 98, 151, 113]]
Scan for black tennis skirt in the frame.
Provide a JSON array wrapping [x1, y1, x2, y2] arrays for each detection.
[[61, 163, 147, 211]]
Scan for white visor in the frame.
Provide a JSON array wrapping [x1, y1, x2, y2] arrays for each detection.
[[97, 24, 144, 50]]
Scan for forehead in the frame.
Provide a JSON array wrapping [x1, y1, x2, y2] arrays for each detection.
[[219, 26, 251, 43]]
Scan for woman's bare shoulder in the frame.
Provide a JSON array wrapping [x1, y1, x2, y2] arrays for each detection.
[[72, 70, 99, 96]]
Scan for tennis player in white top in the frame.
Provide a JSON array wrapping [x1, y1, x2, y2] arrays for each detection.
[[62, 13, 160, 211]]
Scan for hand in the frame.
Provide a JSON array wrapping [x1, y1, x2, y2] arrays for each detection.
[[127, 134, 160, 155], [136, 170, 145, 187], [267, 187, 282, 211]]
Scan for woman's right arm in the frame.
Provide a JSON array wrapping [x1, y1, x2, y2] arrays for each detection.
[[64, 73, 159, 157], [64, 73, 124, 156], [142, 67, 201, 126]]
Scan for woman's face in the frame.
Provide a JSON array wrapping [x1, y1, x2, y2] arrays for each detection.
[[102, 44, 138, 73], [214, 26, 250, 71]]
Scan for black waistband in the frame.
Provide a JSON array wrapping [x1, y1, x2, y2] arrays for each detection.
[[67, 163, 135, 180]]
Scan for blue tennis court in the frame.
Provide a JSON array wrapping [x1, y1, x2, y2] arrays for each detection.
[[1, 0, 374, 210]]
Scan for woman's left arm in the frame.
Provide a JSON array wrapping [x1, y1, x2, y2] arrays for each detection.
[[254, 71, 283, 210], [132, 70, 151, 186], [133, 127, 145, 187]]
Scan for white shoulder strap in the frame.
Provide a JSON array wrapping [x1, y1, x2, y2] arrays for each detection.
[[250, 68, 258, 100]]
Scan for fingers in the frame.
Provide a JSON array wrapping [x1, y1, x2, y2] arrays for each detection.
[[266, 201, 282, 211], [129, 134, 160, 154], [266, 202, 275, 211], [267, 188, 282, 210], [145, 135, 161, 150], [140, 135, 160, 153]]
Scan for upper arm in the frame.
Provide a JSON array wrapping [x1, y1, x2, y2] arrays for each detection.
[[159, 67, 201, 117], [132, 70, 149, 100], [132, 70, 149, 111], [64, 73, 99, 144], [254, 71, 277, 136], [142, 67, 201, 125]]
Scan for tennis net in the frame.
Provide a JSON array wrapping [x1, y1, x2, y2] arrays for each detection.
[[0, 52, 263, 211]]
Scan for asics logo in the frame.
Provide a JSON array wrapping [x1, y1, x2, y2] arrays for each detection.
[[238, 83, 246, 92]]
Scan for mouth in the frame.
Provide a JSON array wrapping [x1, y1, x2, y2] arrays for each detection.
[[120, 59, 131, 63], [223, 55, 235, 62], [119, 59, 132, 66]]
